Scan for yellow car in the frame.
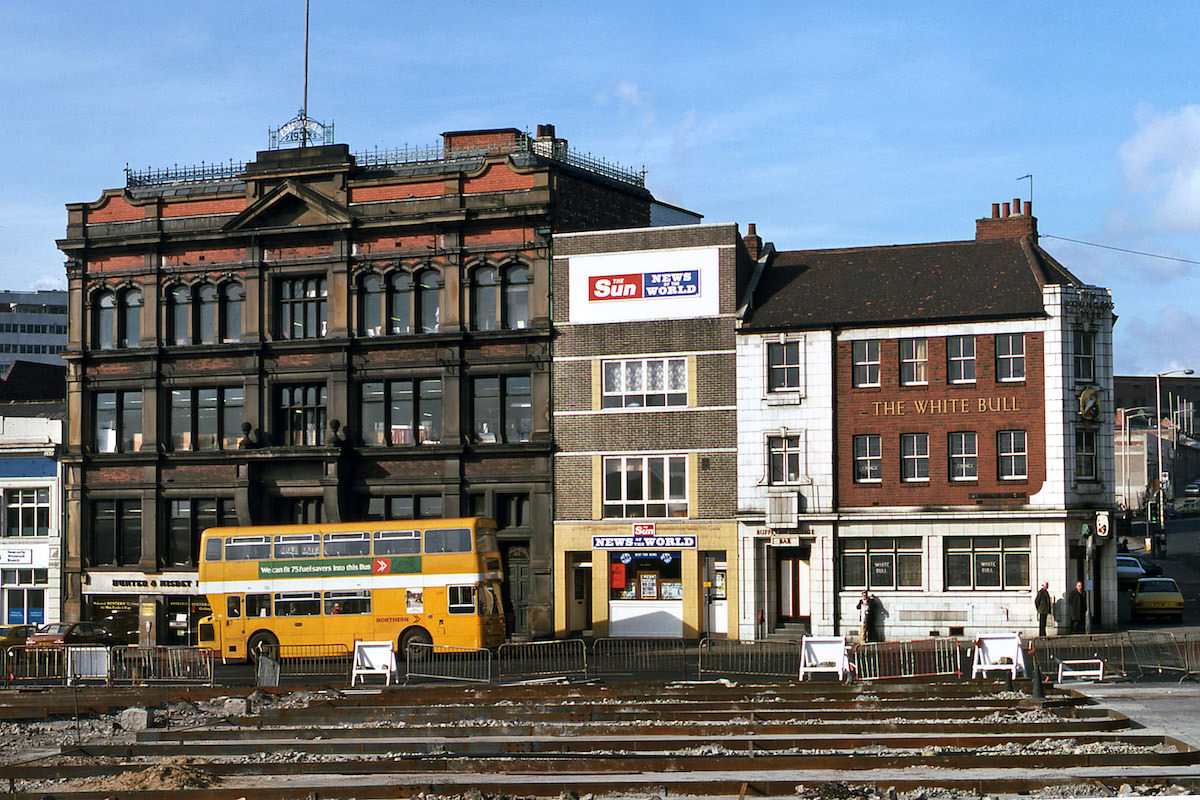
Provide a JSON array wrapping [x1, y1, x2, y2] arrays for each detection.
[[0, 624, 38, 651], [1130, 577, 1185, 623]]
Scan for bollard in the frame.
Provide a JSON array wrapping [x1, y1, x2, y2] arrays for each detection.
[[1030, 661, 1045, 699]]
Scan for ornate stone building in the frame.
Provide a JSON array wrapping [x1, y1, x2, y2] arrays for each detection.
[[58, 124, 674, 643]]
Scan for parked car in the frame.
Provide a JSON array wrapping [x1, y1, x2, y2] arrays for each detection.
[[1131, 555, 1164, 578], [1184, 483, 1200, 497], [0, 624, 38, 650], [1116, 555, 1148, 588], [1130, 577, 1185, 623], [25, 622, 116, 647]]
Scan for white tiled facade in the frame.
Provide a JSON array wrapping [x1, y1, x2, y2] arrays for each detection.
[[736, 281, 1116, 641]]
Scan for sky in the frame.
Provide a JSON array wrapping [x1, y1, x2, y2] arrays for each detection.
[[1, 2, 1198, 375]]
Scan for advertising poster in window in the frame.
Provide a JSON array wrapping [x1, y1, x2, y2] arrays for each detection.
[[568, 247, 720, 324]]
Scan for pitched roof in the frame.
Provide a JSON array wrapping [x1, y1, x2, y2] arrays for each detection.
[[743, 236, 1082, 331]]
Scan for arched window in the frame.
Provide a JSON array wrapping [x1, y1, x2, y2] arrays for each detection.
[[503, 264, 531, 329], [94, 292, 115, 350], [220, 283, 243, 342], [360, 274, 384, 336], [389, 272, 412, 334], [415, 269, 441, 334], [168, 286, 190, 345], [119, 289, 141, 348], [471, 266, 499, 332], [197, 284, 218, 344]]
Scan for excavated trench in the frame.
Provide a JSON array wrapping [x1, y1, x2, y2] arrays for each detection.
[[0, 679, 1198, 799]]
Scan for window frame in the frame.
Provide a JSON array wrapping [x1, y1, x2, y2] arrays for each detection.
[[948, 431, 978, 481], [601, 357, 687, 409], [768, 434, 804, 485], [1075, 427, 1098, 481], [94, 390, 143, 453], [997, 430, 1028, 480], [853, 434, 882, 483], [360, 378, 443, 446], [471, 374, 532, 444], [900, 338, 928, 386], [995, 333, 1026, 382], [602, 455, 688, 519], [900, 432, 930, 482], [278, 276, 328, 340], [278, 383, 327, 447], [944, 535, 1030, 590], [851, 340, 881, 387], [839, 537, 923, 590], [1073, 329, 1096, 384], [169, 386, 244, 451], [3, 488, 50, 538], [947, 335, 976, 384], [766, 340, 803, 393]]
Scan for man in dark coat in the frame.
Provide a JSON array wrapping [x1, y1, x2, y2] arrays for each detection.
[[1034, 582, 1052, 637], [1068, 581, 1087, 634]]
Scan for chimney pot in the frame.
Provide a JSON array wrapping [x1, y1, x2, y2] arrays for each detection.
[[748, 223, 757, 235], [537, 123, 556, 138], [1013, 197, 1022, 215], [1002, 202, 1011, 218], [992, 203, 1000, 219], [1023, 200, 1032, 216]]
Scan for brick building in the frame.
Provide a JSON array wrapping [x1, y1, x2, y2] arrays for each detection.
[[551, 223, 751, 638], [737, 201, 1118, 639], [58, 124, 676, 643]]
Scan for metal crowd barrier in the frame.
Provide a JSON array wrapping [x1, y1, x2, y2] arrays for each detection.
[[5, 645, 68, 686], [497, 639, 587, 683], [276, 644, 353, 679], [109, 646, 215, 685], [405, 643, 492, 683], [1027, 633, 1136, 680], [697, 637, 801, 678], [1127, 630, 1193, 679], [854, 638, 963, 681], [592, 637, 687, 679]]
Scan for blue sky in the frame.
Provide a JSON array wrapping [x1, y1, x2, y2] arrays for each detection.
[[1, 2, 1198, 374]]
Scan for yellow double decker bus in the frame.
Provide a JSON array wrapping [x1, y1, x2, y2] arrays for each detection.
[[197, 517, 505, 661]]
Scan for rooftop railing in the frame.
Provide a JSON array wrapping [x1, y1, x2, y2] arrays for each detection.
[[124, 133, 646, 189]]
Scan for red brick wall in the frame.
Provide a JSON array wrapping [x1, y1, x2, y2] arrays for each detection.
[[87, 194, 142, 223], [87, 254, 143, 273], [263, 244, 334, 261], [464, 164, 535, 194], [837, 332, 1046, 507], [162, 246, 245, 267], [349, 181, 444, 203], [161, 197, 245, 217]]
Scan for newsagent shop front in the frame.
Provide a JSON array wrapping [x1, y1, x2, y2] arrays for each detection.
[[554, 522, 738, 639]]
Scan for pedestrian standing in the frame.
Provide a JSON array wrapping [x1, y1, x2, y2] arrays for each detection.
[[1034, 582, 1052, 637], [856, 591, 874, 643], [1068, 581, 1087, 634]]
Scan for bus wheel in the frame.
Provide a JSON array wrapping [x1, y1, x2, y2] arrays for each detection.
[[399, 628, 432, 660], [247, 631, 278, 661]]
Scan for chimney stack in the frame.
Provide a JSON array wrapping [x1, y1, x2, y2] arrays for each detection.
[[743, 223, 763, 260], [976, 198, 1037, 240]]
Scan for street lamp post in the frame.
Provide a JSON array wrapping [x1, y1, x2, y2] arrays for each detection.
[[1155, 368, 1194, 555]]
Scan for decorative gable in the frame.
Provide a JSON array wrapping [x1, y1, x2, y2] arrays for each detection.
[[223, 179, 350, 231]]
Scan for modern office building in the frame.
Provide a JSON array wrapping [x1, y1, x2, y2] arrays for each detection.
[[0, 290, 67, 375]]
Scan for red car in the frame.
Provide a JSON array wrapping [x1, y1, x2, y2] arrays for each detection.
[[25, 622, 115, 646]]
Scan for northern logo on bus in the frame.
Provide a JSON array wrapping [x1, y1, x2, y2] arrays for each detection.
[[372, 558, 391, 575], [588, 270, 699, 301]]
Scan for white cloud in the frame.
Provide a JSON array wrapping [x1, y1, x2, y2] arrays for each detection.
[[1118, 105, 1200, 233], [1117, 304, 1200, 375]]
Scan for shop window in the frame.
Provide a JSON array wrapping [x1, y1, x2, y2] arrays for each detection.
[[4, 489, 49, 537], [900, 433, 929, 482], [945, 536, 1030, 589], [853, 435, 882, 483], [279, 384, 327, 446], [170, 386, 244, 450], [90, 499, 142, 566], [602, 357, 686, 408], [900, 338, 927, 385], [278, 276, 328, 340], [948, 432, 977, 481], [94, 390, 143, 453], [603, 455, 687, 518], [767, 340, 803, 392], [472, 375, 532, 443], [1075, 428, 1098, 481], [947, 335, 975, 383], [3, 568, 47, 624], [995, 333, 1026, 381], [852, 340, 880, 387], [608, 552, 682, 601], [998, 430, 1028, 479], [839, 538, 922, 589], [360, 378, 442, 445], [1074, 330, 1096, 383]]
